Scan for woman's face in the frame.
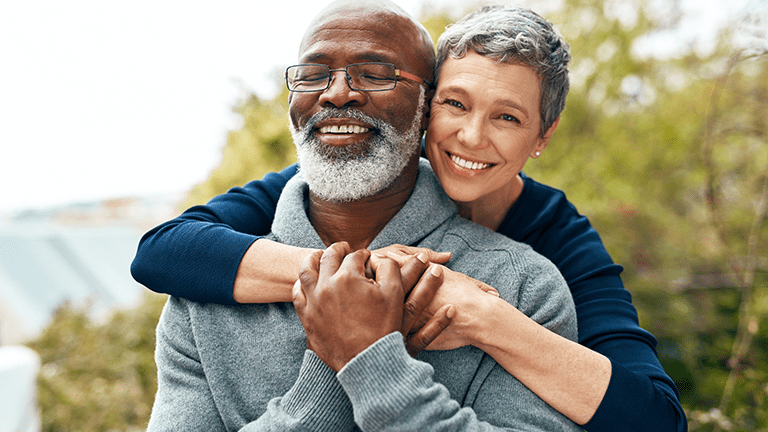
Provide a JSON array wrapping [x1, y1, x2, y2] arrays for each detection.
[[425, 50, 557, 205]]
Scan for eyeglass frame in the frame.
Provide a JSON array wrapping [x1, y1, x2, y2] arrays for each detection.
[[284, 62, 434, 92]]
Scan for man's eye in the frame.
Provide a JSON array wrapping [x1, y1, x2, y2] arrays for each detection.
[[360, 73, 394, 82], [296, 73, 328, 83]]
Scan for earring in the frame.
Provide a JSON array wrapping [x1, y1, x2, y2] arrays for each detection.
[[534, 151, 541, 157]]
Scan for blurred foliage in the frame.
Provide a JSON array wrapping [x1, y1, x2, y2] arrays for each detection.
[[26, 0, 768, 430], [26, 293, 166, 431], [181, 87, 296, 209]]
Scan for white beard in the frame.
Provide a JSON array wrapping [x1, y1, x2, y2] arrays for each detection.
[[290, 87, 425, 202]]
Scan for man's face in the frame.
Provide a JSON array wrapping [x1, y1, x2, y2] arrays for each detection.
[[288, 11, 430, 202]]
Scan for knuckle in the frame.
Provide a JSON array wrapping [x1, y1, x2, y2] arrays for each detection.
[[297, 268, 314, 286], [402, 300, 420, 319]]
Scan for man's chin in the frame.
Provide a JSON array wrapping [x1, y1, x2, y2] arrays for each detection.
[[300, 157, 394, 202]]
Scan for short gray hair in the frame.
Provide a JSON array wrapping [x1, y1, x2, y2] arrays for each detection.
[[436, 5, 570, 136]]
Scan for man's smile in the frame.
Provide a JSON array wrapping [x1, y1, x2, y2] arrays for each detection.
[[319, 124, 370, 134]]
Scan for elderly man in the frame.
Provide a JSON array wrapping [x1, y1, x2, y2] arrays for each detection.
[[147, 1, 580, 430]]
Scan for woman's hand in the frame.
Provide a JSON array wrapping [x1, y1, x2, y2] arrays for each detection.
[[373, 244, 452, 267], [382, 248, 501, 352], [370, 251, 455, 357], [418, 265, 502, 351]]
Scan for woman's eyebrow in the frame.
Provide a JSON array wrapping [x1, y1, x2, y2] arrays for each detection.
[[440, 84, 530, 117]]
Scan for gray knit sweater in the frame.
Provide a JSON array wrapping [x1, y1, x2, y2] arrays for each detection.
[[148, 160, 581, 431]]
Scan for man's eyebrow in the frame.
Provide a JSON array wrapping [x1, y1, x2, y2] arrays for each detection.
[[301, 52, 397, 65], [356, 52, 395, 64]]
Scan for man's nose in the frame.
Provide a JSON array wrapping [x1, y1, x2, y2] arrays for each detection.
[[318, 70, 367, 108]]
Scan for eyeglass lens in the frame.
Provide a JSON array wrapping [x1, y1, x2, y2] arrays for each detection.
[[286, 63, 398, 92]]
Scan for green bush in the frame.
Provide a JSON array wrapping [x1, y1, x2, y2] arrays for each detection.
[[27, 293, 166, 432]]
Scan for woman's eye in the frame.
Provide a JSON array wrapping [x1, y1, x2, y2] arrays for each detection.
[[501, 114, 520, 123], [446, 99, 464, 109]]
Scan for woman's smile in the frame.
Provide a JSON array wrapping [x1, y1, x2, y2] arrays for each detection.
[[447, 152, 494, 171]]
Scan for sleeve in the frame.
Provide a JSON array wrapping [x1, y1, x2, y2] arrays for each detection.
[[243, 351, 357, 432], [130, 164, 298, 304], [337, 333, 580, 432], [544, 218, 687, 432], [147, 298, 228, 430], [147, 297, 356, 432], [507, 178, 687, 432]]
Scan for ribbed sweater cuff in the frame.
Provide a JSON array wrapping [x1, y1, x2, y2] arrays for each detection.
[[281, 350, 354, 431], [337, 332, 433, 430]]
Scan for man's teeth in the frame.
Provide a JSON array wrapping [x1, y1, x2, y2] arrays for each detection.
[[450, 154, 491, 170], [319, 125, 369, 134]]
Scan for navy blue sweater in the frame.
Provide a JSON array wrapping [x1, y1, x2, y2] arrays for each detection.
[[132, 162, 686, 431]]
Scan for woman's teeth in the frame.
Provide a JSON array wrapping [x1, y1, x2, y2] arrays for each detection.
[[319, 125, 369, 134], [450, 153, 491, 170]]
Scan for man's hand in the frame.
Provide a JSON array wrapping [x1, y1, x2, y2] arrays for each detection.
[[292, 242, 406, 372]]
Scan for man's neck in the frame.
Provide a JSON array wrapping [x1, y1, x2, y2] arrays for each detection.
[[309, 155, 420, 251]]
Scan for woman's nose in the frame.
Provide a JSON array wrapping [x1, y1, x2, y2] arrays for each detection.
[[456, 114, 487, 150]]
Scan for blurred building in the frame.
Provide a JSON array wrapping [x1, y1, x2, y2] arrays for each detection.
[[0, 194, 180, 345]]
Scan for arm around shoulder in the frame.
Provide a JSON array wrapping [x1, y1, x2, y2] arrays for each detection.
[[131, 164, 300, 304]]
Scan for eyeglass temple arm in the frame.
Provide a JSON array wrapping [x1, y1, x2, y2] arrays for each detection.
[[396, 69, 435, 89]]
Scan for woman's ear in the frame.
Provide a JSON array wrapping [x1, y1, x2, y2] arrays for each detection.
[[531, 116, 560, 157]]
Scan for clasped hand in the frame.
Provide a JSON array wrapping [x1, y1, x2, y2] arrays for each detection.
[[292, 242, 455, 371]]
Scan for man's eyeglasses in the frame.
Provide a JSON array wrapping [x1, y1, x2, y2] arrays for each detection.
[[285, 62, 433, 92]]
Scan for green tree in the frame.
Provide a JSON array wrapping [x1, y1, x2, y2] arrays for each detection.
[[182, 87, 297, 208]]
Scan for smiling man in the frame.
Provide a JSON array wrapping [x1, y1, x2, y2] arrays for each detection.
[[146, 1, 580, 431]]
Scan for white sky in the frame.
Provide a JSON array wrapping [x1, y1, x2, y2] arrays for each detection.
[[0, 0, 758, 214]]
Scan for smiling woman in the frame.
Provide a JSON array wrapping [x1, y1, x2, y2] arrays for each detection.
[[426, 51, 559, 229]]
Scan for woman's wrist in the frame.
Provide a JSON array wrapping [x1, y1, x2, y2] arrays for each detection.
[[465, 296, 523, 351], [233, 239, 318, 303]]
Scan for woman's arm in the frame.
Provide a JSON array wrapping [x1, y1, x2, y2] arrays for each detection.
[[397, 263, 609, 426], [131, 164, 301, 304], [131, 163, 452, 305], [464, 290, 612, 425], [501, 174, 687, 431]]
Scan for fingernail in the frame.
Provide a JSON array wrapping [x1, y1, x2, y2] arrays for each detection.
[[488, 289, 500, 297], [373, 252, 387, 258], [430, 264, 443, 277], [416, 252, 428, 263], [446, 305, 455, 319]]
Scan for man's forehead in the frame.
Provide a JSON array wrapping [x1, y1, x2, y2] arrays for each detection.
[[299, 23, 406, 63], [300, 6, 419, 51]]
